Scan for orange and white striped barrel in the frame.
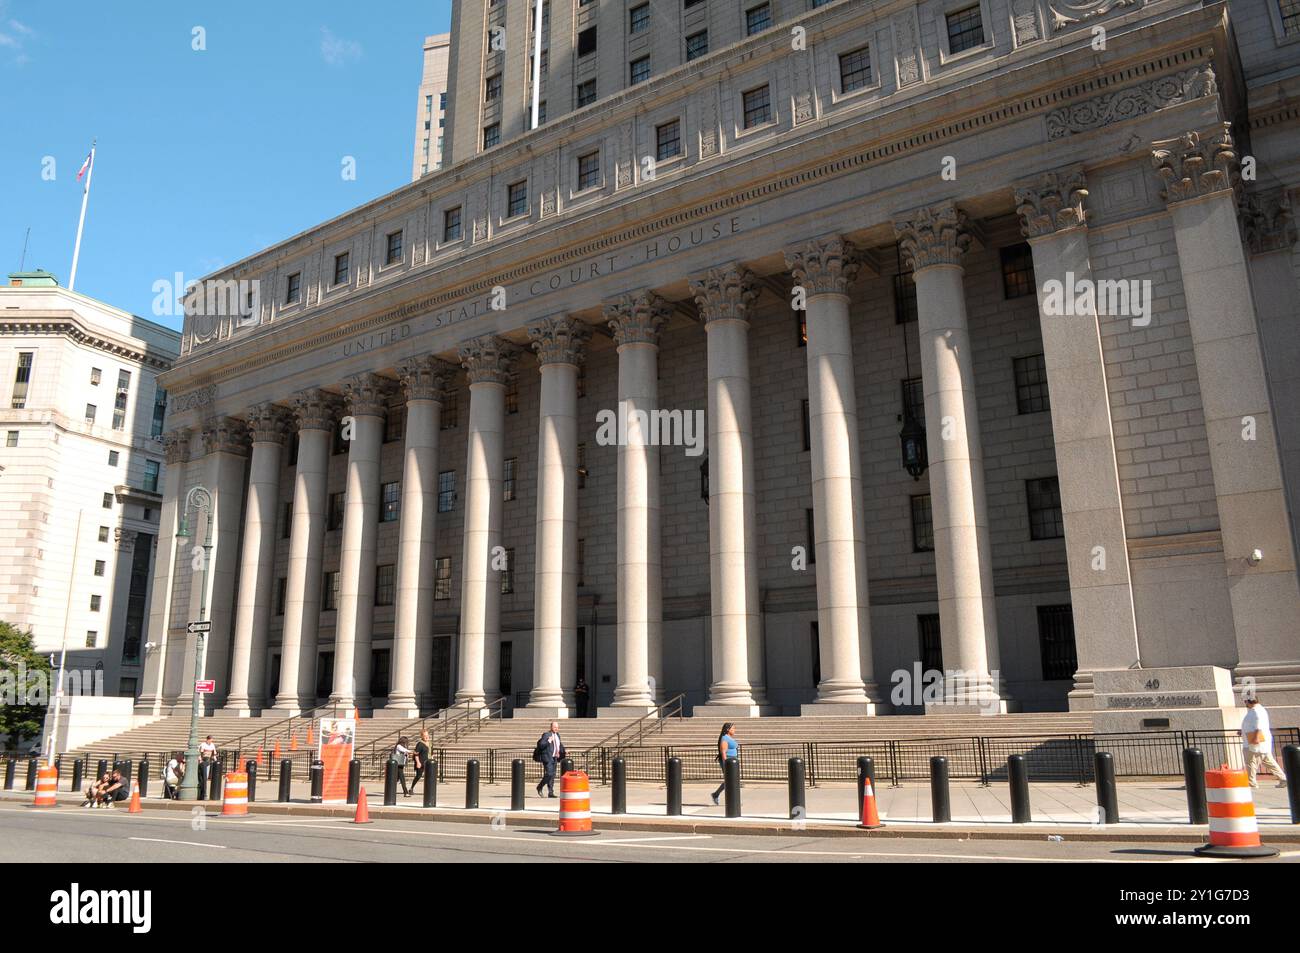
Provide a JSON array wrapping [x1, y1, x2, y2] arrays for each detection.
[[32, 764, 58, 808], [221, 771, 249, 817], [1195, 765, 1278, 858], [556, 771, 595, 835]]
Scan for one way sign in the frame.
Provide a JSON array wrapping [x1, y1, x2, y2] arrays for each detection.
[[186, 620, 211, 634]]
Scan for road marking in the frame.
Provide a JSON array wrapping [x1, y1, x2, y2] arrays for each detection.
[[129, 837, 226, 849], [576, 834, 713, 845]]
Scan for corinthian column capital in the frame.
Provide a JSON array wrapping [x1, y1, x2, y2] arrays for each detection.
[[1239, 187, 1297, 255], [893, 202, 971, 270], [291, 388, 342, 432], [1014, 166, 1090, 239], [783, 237, 860, 296], [163, 428, 191, 465], [527, 316, 592, 367], [244, 402, 291, 444], [397, 354, 457, 402], [1151, 124, 1237, 205], [201, 416, 251, 457], [458, 334, 519, 385], [603, 290, 671, 347], [341, 372, 393, 417], [689, 264, 760, 324]]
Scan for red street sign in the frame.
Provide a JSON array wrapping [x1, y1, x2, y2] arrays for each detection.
[[195, 680, 216, 694]]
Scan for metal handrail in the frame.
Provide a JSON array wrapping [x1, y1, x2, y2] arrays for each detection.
[[219, 702, 344, 753], [363, 697, 506, 765], [577, 693, 685, 771]]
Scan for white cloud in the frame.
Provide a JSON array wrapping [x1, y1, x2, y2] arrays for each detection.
[[320, 26, 361, 66], [0, 7, 35, 65]]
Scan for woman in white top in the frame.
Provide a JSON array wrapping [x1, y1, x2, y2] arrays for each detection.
[[392, 737, 412, 797]]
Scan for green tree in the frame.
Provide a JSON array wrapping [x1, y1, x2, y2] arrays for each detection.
[[0, 621, 51, 753]]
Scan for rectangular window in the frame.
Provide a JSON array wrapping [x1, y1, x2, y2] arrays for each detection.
[[911, 494, 934, 552], [1283, 0, 1300, 36], [484, 123, 501, 148], [742, 85, 771, 128], [93, 559, 106, 577], [901, 377, 925, 426], [112, 370, 130, 430], [102, 491, 113, 509], [577, 443, 587, 489], [85, 403, 97, 425], [11, 352, 33, 409], [946, 4, 985, 54], [441, 388, 459, 429], [281, 500, 293, 539], [385, 230, 403, 265], [1014, 353, 1050, 414], [500, 547, 515, 594], [143, 459, 160, 493], [485, 73, 502, 101], [86, 631, 98, 648], [384, 407, 405, 443], [5, 430, 16, 447], [746, 3, 772, 34], [322, 571, 340, 611], [656, 120, 682, 161], [507, 180, 529, 218], [894, 271, 917, 323], [1026, 476, 1064, 540], [108, 450, 118, 465], [505, 373, 519, 414], [503, 457, 517, 501], [576, 80, 597, 107], [91, 367, 102, 386], [444, 206, 462, 242], [276, 577, 287, 616], [98, 526, 110, 542], [328, 491, 346, 531], [801, 400, 811, 452], [333, 252, 349, 286], [1000, 242, 1035, 299], [375, 564, 396, 606], [839, 46, 872, 92], [919, 614, 943, 674], [332, 425, 348, 455], [380, 481, 400, 522], [89, 594, 101, 612], [630, 3, 650, 33], [435, 556, 452, 600], [151, 386, 167, 437], [806, 508, 816, 564], [685, 0, 706, 6], [629, 56, 650, 85], [577, 26, 597, 57], [798, 309, 807, 346], [577, 151, 601, 190], [1038, 605, 1078, 681], [286, 272, 301, 304], [685, 30, 708, 60], [438, 471, 457, 512]]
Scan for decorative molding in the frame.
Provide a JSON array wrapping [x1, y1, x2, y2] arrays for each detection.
[[616, 120, 635, 189], [163, 428, 191, 465], [699, 89, 719, 159], [397, 354, 456, 402], [783, 238, 861, 296], [114, 528, 139, 552], [458, 334, 519, 385], [689, 264, 760, 325], [291, 388, 341, 432], [792, 49, 815, 125], [893, 203, 972, 270], [527, 315, 592, 366], [201, 416, 251, 457], [893, 11, 922, 88], [1239, 188, 1297, 255], [341, 372, 393, 417], [1151, 123, 1236, 205], [604, 290, 671, 347], [1012, 0, 1042, 45], [0, 318, 173, 371], [169, 385, 217, 414], [245, 402, 290, 444], [1047, 0, 1142, 29], [1046, 65, 1216, 140], [1014, 166, 1090, 238]]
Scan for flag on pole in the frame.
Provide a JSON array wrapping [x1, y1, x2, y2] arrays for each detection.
[[76, 151, 93, 183]]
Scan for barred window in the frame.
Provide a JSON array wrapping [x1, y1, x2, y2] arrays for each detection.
[[438, 470, 457, 512], [444, 206, 463, 242], [629, 56, 651, 85], [576, 80, 597, 107], [500, 547, 515, 594], [1282, 0, 1300, 36], [919, 614, 943, 673], [384, 406, 405, 443], [322, 571, 340, 611], [1000, 242, 1035, 299], [375, 564, 396, 606], [483, 123, 501, 149], [503, 457, 517, 501], [380, 481, 400, 522], [1013, 353, 1050, 414], [328, 491, 345, 530], [630, 3, 650, 33], [434, 557, 452, 600], [656, 120, 681, 161], [745, 3, 772, 34], [102, 491, 112, 509], [839, 47, 872, 92], [578, 151, 601, 190], [911, 494, 934, 552], [385, 230, 403, 265], [946, 5, 985, 54], [1038, 605, 1077, 681], [441, 388, 459, 429], [1026, 476, 1064, 540], [485, 73, 502, 101], [505, 372, 519, 413], [333, 252, 349, 286], [742, 85, 771, 128], [686, 30, 708, 61], [576, 362, 586, 398], [507, 180, 529, 218], [894, 271, 917, 323]]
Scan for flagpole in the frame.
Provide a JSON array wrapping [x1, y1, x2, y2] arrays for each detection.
[[68, 139, 96, 292]]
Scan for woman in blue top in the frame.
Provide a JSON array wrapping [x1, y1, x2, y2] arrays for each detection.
[[711, 722, 738, 805]]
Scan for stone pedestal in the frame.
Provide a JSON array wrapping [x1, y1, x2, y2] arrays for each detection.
[[1092, 666, 1244, 735]]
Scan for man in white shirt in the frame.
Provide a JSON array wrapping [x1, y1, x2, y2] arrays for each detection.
[[1240, 696, 1288, 788]]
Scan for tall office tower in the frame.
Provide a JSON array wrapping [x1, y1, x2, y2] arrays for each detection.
[[413, 33, 452, 179]]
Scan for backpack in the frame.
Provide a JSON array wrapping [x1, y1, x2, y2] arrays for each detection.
[[393, 747, 407, 767], [532, 738, 547, 763]]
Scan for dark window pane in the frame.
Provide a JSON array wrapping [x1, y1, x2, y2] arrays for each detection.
[[911, 494, 934, 552], [656, 120, 681, 161], [1000, 242, 1035, 299], [946, 5, 985, 54], [1013, 353, 1050, 414], [1026, 476, 1064, 540], [742, 85, 771, 128], [839, 47, 872, 92], [1037, 605, 1077, 681]]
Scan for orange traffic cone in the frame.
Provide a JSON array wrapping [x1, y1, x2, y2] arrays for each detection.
[[352, 787, 373, 824], [858, 776, 883, 830], [256, 746, 264, 766], [272, 740, 281, 760], [306, 727, 314, 746], [290, 733, 299, 752], [128, 785, 143, 814], [352, 707, 359, 721]]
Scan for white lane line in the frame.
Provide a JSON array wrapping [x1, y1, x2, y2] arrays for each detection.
[[578, 834, 713, 845], [129, 837, 226, 849]]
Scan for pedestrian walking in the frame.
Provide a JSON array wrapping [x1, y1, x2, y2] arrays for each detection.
[[412, 729, 431, 789], [533, 721, 565, 798], [392, 737, 412, 797], [1241, 695, 1289, 788], [711, 722, 738, 806]]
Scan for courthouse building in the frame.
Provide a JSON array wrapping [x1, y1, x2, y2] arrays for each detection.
[[139, 0, 1300, 720]]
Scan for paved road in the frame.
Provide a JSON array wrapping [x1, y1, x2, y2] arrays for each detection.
[[3, 804, 1299, 863]]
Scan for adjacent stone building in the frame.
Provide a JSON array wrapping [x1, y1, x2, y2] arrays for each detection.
[[142, 0, 1300, 722], [413, 33, 452, 180]]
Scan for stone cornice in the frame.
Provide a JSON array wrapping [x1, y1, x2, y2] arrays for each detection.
[[397, 354, 457, 402], [604, 291, 671, 348], [894, 203, 972, 270], [0, 317, 174, 371], [458, 335, 519, 385], [341, 372, 393, 417], [783, 238, 861, 297], [527, 316, 591, 367], [689, 265, 760, 325], [1014, 166, 1090, 238], [1151, 123, 1237, 205]]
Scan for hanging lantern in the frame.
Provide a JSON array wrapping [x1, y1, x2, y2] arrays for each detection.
[[900, 412, 927, 480]]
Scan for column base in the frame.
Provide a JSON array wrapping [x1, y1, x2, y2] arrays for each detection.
[[373, 703, 421, 720], [697, 703, 776, 718], [800, 701, 879, 716], [923, 700, 1015, 715], [220, 704, 259, 718], [438, 702, 494, 720], [597, 706, 657, 718], [522, 705, 571, 719], [269, 699, 306, 717]]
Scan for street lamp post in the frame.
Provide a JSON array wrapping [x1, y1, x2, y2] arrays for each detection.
[[175, 486, 213, 801]]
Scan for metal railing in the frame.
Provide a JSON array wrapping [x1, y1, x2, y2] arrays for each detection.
[[220, 702, 345, 755], [361, 697, 506, 774], [576, 693, 686, 780]]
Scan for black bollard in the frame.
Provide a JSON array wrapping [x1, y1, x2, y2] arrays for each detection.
[[611, 757, 627, 815], [856, 756, 875, 811], [208, 761, 222, 802], [278, 760, 292, 803], [787, 758, 806, 820], [423, 759, 438, 808], [25, 758, 37, 791], [1283, 745, 1300, 824], [930, 756, 951, 823], [120, 760, 132, 790], [1182, 747, 1208, 824], [466, 759, 480, 809], [347, 759, 361, 805], [245, 760, 258, 803], [723, 758, 741, 818], [1008, 754, 1031, 823], [511, 759, 525, 811], [560, 757, 574, 774], [309, 761, 324, 804], [137, 760, 150, 800], [71, 759, 84, 795], [384, 759, 398, 806], [3, 758, 15, 790], [666, 757, 682, 816], [1094, 752, 1118, 825], [96, 759, 108, 782]]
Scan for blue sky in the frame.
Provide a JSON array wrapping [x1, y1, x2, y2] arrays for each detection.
[[1, 1, 452, 329]]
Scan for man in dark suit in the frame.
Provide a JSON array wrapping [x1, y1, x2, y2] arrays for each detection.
[[534, 721, 566, 798]]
